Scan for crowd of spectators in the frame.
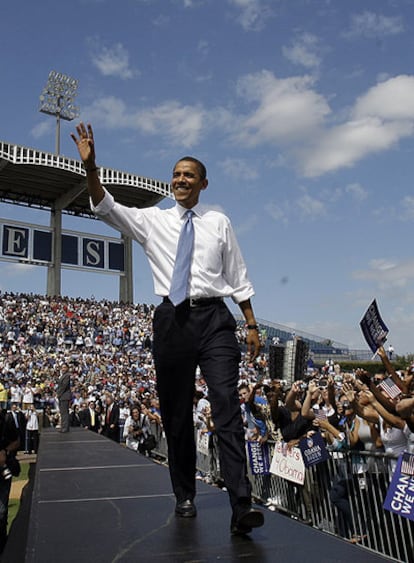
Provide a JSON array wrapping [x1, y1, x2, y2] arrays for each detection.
[[0, 292, 263, 443], [1, 292, 414, 461], [1, 291, 414, 549]]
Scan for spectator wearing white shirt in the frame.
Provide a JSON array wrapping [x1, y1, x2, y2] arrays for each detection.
[[25, 405, 39, 454]]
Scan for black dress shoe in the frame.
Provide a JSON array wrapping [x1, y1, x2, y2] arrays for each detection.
[[175, 499, 197, 518], [231, 507, 264, 535]]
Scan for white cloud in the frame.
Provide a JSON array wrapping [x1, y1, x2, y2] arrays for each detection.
[[282, 33, 322, 69], [219, 157, 258, 180], [234, 71, 330, 145], [234, 214, 258, 236], [353, 75, 414, 121], [265, 202, 289, 224], [345, 182, 368, 202], [85, 96, 205, 148], [353, 258, 414, 289], [228, 0, 273, 31], [182, 0, 203, 6], [84, 96, 128, 128], [299, 74, 414, 176], [85, 68, 414, 177], [136, 101, 205, 147], [344, 11, 404, 39], [88, 38, 138, 79], [400, 195, 414, 221], [197, 39, 209, 56], [195, 72, 213, 83], [296, 193, 326, 218], [152, 14, 170, 26], [300, 116, 413, 177], [31, 121, 53, 139]]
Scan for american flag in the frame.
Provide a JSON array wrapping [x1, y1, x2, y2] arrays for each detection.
[[401, 452, 414, 476], [378, 377, 402, 400]]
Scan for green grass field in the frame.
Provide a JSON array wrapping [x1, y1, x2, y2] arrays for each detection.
[[7, 462, 31, 533]]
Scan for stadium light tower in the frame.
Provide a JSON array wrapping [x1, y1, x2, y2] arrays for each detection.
[[39, 71, 79, 155]]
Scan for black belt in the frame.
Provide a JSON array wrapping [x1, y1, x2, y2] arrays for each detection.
[[162, 296, 223, 308]]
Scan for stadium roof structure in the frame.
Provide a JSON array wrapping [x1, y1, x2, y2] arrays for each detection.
[[0, 140, 173, 217]]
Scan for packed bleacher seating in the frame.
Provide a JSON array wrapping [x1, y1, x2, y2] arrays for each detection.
[[1, 291, 414, 561]]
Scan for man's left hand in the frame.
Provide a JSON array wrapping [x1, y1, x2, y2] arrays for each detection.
[[246, 329, 260, 361]]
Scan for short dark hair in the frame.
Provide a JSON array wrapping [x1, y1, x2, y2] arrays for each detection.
[[174, 156, 207, 180]]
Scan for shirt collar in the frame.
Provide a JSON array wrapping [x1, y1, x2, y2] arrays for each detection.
[[175, 202, 202, 219]]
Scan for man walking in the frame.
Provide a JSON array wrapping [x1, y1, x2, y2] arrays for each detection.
[[102, 394, 120, 442], [56, 363, 71, 433], [71, 123, 264, 534]]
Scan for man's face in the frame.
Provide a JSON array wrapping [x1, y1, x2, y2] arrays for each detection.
[[171, 161, 208, 209], [239, 388, 249, 403]]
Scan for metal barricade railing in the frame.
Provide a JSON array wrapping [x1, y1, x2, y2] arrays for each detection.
[[150, 425, 413, 563]]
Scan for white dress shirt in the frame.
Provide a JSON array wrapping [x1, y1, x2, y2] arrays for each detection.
[[26, 410, 39, 431], [91, 188, 254, 304]]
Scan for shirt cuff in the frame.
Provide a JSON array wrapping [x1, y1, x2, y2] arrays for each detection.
[[231, 287, 255, 305], [90, 187, 115, 215]]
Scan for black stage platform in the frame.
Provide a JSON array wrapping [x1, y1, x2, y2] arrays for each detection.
[[14, 429, 387, 563]]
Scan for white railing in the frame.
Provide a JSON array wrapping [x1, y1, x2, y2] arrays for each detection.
[[0, 141, 173, 200]]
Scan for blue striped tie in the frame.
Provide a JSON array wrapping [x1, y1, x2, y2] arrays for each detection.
[[169, 210, 194, 306]]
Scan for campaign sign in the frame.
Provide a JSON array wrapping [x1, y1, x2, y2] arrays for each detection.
[[384, 453, 414, 522], [247, 441, 270, 475], [270, 441, 305, 485], [196, 430, 210, 456], [360, 299, 389, 354], [299, 432, 329, 468]]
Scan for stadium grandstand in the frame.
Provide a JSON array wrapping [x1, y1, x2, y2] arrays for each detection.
[[235, 315, 371, 362], [0, 139, 370, 362]]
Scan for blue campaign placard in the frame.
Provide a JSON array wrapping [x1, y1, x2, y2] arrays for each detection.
[[299, 432, 330, 468], [384, 453, 414, 522], [360, 299, 389, 354], [247, 441, 270, 475]]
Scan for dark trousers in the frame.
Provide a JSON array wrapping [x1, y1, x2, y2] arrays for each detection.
[[153, 300, 251, 513], [26, 430, 39, 453], [59, 400, 70, 432]]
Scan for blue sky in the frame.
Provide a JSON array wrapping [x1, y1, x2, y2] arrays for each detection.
[[1, 0, 414, 353]]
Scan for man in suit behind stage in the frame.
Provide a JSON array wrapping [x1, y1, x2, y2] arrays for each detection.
[[6, 404, 26, 451], [102, 393, 120, 442], [56, 363, 71, 433], [80, 401, 101, 433]]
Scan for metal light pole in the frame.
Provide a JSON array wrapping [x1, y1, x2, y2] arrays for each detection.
[[39, 71, 80, 296], [39, 71, 79, 155]]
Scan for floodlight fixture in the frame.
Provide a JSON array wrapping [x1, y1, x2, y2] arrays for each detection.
[[39, 70, 80, 155]]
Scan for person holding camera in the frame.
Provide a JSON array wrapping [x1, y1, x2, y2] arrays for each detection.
[[123, 406, 151, 454]]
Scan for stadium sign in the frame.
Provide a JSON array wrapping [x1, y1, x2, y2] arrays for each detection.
[[0, 219, 124, 274]]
